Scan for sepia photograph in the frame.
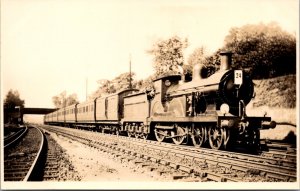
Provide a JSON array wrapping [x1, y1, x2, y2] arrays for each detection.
[[1, 0, 299, 190]]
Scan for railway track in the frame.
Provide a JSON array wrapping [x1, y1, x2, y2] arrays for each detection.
[[41, 130, 80, 181], [42, 132, 60, 181], [4, 126, 28, 149], [4, 126, 45, 181], [260, 139, 296, 161], [4, 125, 79, 181], [41, 125, 297, 182]]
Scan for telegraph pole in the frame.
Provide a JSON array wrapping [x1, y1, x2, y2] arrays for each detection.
[[129, 54, 132, 89], [86, 77, 88, 101]]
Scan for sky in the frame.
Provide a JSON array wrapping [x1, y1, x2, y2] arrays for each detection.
[[1, 0, 298, 123]]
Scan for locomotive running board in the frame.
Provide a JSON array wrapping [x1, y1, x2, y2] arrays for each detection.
[[150, 115, 218, 123]]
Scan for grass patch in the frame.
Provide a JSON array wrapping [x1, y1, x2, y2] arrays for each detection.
[[252, 74, 296, 108]]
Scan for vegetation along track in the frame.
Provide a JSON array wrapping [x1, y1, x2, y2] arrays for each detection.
[[41, 125, 297, 182], [4, 126, 45, 181]]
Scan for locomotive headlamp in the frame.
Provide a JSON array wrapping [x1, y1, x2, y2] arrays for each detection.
[[164, 80, 171, 87], [220, 103, 230, 115]]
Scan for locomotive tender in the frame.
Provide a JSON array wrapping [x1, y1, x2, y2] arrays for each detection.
[[44, 51, 276, 150]]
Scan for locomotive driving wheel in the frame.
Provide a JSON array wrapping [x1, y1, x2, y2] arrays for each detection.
[[135, 133, 148, 140], [208, 127, 224, 149], [191, 126, 205, 147], [172, 124, 187, 145], [127, 131, 134, 137], [154, 129, 165, 142], [141, 133, 148, 140]]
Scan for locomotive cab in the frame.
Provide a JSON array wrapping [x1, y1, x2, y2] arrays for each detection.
[[153, 75, 182, 103]]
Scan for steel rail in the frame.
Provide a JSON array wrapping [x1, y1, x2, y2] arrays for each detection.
[[4, 128, 24, 141], [119, 135, 296, 168], [93, 131, 297, 181], [4, 126, 28, 149], [119, 137, 296, 179], [23, 126, 45, 181]]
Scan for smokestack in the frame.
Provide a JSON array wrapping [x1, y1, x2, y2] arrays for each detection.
[[220, 51, 232, 71]]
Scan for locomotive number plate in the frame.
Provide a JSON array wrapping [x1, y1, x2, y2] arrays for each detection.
[[234, 70, 243, 85]]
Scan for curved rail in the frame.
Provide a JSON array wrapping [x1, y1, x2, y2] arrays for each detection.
[[4, 126, 28, 149], [4, 128, 23, 141], [23, 126, 46, 181]]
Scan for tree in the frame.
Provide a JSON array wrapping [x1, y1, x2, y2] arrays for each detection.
[[89, 72, 137, 100], [66, 93, 79, 106], [52, 91, 79, 108], [223, 22, 296, 79], [187, 46, 208, 66], [187, 46, 217, 79], [113, 72, 136, 91], [147, 36, 188, 77], [4, 89, 25, 109], [4, 90, 25, 124]]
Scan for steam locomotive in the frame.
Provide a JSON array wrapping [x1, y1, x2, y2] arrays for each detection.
[[44, 51, 276, 150]]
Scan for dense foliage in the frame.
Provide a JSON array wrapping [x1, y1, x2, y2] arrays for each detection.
[[223, 22, 296, 79], [187, 47, 217, 78], [147, 36, 188, 77], [52, 91, 79, 108], [188, 23, 296, 79], [4, 89, 25, 109], [89, 72, 138, 99]]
